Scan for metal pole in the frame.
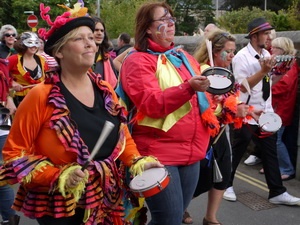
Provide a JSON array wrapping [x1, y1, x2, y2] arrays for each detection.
[[97, 0, 100, 17], [264, 0, 267, 11], [216, 0, 219, 18]]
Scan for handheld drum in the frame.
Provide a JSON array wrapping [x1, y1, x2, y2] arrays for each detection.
[[202, 67, 235, 95], [271, 55, 295, 76], [129, 167, 170, 198], [258, 112, 282, 133]]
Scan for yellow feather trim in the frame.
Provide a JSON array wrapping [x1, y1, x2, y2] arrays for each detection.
[[58, 165, 89, 201], [83, 208, 92, 223], [22, 160, 54, 184], [4, 150, 26, 164], [125, 197, 145, 221], [129, 156, 158, 177], [214, 103, 222, 117]]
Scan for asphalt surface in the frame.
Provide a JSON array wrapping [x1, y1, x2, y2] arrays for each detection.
[[12, 156, 300, 225]]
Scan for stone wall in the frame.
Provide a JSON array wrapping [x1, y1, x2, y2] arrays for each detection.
[[173, 30, 300, 54]]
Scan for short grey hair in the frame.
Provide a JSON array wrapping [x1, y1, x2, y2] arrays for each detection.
[[0, 24, 18, 41]]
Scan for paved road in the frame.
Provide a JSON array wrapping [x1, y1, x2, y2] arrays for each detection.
[[13, 157, 300, 225]]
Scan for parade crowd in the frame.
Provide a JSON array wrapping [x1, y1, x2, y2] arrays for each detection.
[[0, 1, 299, 225]]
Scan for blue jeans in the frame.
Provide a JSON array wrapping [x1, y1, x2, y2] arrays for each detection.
[[146, 162, 200, 225], [277, 126, 295, 175], [0, 135, 16, 221]]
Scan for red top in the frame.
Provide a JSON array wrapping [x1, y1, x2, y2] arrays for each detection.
[[120, 39, 210, 166], [272, 61, 299, 126]]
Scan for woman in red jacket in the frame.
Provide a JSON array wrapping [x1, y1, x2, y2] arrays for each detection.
[[119, 2, 215, 225]]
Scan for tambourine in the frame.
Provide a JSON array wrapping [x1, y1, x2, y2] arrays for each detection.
[[258, 112, 282, 133], [129, 167, 170, 198], [202, 67, 235, 95], [271, 55, 295, 76]]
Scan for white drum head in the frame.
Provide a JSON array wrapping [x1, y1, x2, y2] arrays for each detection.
[[207, 75, 232, 89], [129, 167, 167, 191], [258, 112, 282, 133]]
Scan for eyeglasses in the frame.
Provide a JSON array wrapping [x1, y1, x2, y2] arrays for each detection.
[[4, 33, 16, 38], [152, 17, 176, 23], [213, 33, 231, 45]]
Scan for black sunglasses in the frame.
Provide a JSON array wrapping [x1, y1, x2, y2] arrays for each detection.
[[4, 33, 16, 37]]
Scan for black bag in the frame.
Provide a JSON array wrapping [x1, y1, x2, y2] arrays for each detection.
[[193, 148, 214, 198]]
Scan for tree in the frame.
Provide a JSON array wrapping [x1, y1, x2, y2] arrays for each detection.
[[286, 0, 300, 30], [221, 0, 294, 12], [166, 0, 214, 35], [99, 0, 148, 39], [216, 4, 300, 34], [0, 0, 96, 35]]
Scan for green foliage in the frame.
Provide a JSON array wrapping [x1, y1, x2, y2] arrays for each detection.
[[99, 0, 148, 39], [0, 0, 298, 37], [167, 0, 214, 35], [286, 0, 300, 30], [222, 0, 294, 12], [99, 0, 214, 38], [0, 0, 96, 35], [216, 5, 300, 34]]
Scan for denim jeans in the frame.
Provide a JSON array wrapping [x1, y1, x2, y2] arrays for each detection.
[[0, 135, 16, 221], [277, 126, 295, 175], [146, 162, 200, 225]]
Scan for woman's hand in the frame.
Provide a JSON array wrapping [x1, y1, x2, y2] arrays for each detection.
[[66, 168, 87, 188], [236, 103, 250, 118], [188, 76, 210, 92], [12, 81, 23, 92], [6, 96, 16, 115], [144, 161, 164, 171], [249, 109, 263, 122]]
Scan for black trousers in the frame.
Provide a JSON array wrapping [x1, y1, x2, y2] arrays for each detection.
[[228, 124, 286, 199], [194, 130, 232, 197], [36, 208, 85, 225]]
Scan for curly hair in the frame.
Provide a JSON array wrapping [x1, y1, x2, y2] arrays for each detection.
[[0, 24, 18, 42]]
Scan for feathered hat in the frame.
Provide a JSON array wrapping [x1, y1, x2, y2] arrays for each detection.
[[38, 0, 95, 56]]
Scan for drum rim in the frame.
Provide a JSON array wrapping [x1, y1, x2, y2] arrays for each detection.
[[202, 67, 235, 95], [258, 112, 282, 132], [129, 167, 168, 192]]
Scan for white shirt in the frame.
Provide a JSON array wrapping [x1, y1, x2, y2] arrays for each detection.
[[232, 43, 273, 125]]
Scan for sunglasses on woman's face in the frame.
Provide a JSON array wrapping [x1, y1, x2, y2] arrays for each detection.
[[4, 33, 16, 37]]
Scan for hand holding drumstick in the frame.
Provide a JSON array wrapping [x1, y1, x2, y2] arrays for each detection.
[[66, 121, 115, 188]]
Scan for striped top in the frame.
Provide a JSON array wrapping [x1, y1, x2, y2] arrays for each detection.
[[0, 72, 140, 224]]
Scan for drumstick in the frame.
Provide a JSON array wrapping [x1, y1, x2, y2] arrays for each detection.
[[241, 79, 251, 104], [81, 121, 115, 170], [206, 39, 214, 67], [212, 125, 227, 145], [22, 84, 37, 89]]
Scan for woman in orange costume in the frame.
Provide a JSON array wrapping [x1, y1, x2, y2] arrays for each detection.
[[0, 2, 162, 225], [8, 32, 48, 106]]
